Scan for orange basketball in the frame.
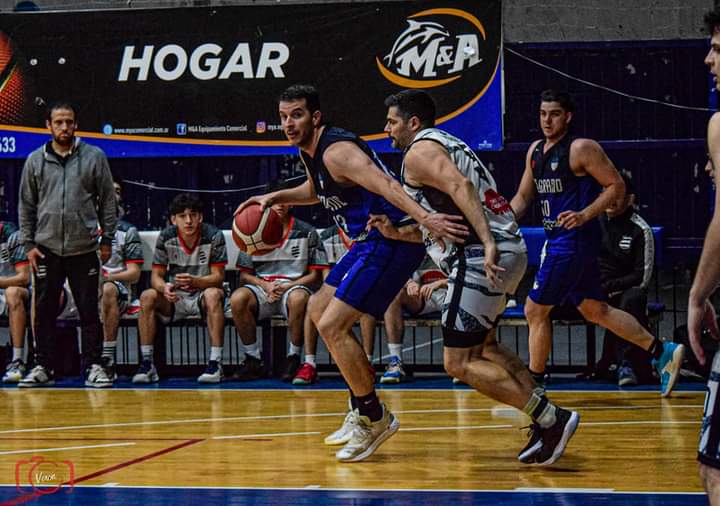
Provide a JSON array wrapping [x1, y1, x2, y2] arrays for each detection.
[[231, 204, 283, 256], [0, 31, 28, 124]]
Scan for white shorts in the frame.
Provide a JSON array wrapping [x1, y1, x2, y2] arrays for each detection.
[[407, 288, 447, 317], [158, 291, 204, 324], [243, 284, 312, 321], [443, 248, 527, 335], [0, 289, 6, 317]]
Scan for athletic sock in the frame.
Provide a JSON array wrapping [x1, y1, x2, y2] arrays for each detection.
[[242, 341, 261, 360], [388, 343, 403, 360], [523, 392, 557, 429], [288, 343, 301, 356], [529, 368, 546, 386], [304, 354, 316, 367], [210, 346, 223, 363], [140, 345, 154, 362], [102, 341, 117, 365], [349, 392, 358, 411], [356, 390, 384, 422], [12, 347, 24, 363], [649, 339, 664, 360]]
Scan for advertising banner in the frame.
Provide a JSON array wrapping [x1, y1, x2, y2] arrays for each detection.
[[0, 1, 502, 158]]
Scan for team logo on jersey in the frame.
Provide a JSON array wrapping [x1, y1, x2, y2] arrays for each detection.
[[376, 8, 486, 88], [619, 235, 632, 250]]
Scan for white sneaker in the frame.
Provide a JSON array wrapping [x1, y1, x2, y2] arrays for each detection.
[[197, 360, 223, 383], [132, 360, 159, 384], [324, 409, 360, 446], [18, 365, 55, 388], [85, 364, 113, 388], [335, 404, 400, 462], [3, 359, 26, 383]]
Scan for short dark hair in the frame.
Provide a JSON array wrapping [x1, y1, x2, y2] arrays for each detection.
[[278, 84, 321, 115], [705, 7, 720, 35], [384, 89, 436, 129], [540, 89, 575, 113], [169, 192, 203, 216], [46, 100, 77, 121]]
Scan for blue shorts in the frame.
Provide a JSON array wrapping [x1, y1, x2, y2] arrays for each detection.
[[528, 249, 605, 306], [325, 237, 425, 319]]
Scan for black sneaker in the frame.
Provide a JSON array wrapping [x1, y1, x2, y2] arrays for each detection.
[[535, 407, 580, 466], [517, 423, 542, 464], [281, 354, 301, 382], [101, 356, 117, 382], [236, 355, 263, 381]]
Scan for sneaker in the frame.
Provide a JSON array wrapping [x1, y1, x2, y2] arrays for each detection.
[[197, 360, 224, 383], [3, 359, 26, 383], [85, 364, 113, 388], [292, 362, 318, 385], [517, 423, 543, 464], [18, 365, 55, 388], [534, 407, 580, 466], [101, 357, 117, 382], [324, 409, 359, 445], [653, 342, 685, 397], [618, 365, 638, 387], [235, 355, 263, 381], [335, 404, 400, 462], [380, 356, 406, 384], [281, 354, 301, 382], [132, 360, 159, 384]]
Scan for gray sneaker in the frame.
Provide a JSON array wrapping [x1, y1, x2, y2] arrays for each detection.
[[335, 404, 400, 462], [85, 364, 113, 388], [18, 365, 55, 388], [324, 409, 360, 446], [132, 360, 159, 384]]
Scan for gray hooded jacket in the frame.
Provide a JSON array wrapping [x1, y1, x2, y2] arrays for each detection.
[[19, 138, 117, 257]]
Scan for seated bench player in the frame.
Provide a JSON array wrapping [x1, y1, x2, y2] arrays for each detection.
[[132, 193, 228, 384], [229, 180, 327, 381]]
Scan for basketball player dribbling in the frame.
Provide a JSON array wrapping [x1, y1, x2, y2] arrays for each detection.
[[236, 84, 468, 462]]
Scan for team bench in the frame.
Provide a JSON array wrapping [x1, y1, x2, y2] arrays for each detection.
[[0, 226, 665, 378]]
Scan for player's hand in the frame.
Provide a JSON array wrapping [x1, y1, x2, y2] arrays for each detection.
[[419, 279, 446, 300], [483, 242, 505, 289], [99, 243, 112, 264], [164, 282, 179, 303], [234, 194, 273, 215], [174, 273, 194, 290], [366, 214, 397, 239], [557, 210, 588, 230], [688, 298, 719, 366], [27, 247, 45, 273], [406, 280, 420, 298], [421, 213, 469, 244]]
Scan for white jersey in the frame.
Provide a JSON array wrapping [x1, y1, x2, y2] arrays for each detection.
[[401, 128, 525, 273]]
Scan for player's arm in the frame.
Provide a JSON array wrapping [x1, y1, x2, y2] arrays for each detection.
[[0, 263, 30, 289], [179, 264, 225, 290], [238, 270, 274, 293], [283, 269, 323, 291], [322, 141, 469, 243], [236, 179, 319, 215], [366, 214, 423, 243], [105, 263, 141, 284], [150, 265, 168, 293], [510, 141, 540, 220], [688, 112, 720, 364], [559, 139, 625, 229]]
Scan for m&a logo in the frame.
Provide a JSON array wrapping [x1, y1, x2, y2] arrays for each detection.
[[376, 8, 485, 88]]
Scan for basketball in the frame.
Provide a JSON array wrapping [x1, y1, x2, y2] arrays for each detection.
[[0, 31, 28, 123], [231, 204, 283, 255]]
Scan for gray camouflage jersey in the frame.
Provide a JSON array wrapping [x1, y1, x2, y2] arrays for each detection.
[[401, 128, 525, 274]]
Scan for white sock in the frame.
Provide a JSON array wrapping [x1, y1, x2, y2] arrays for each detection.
[[288, 343, 302, 356], [140, 345, 154, 362], [388, 343, 403, 360], [210, 346, 223, 362], [243, 341, 261, 360], [305, 354, 316, 367], [12, 347, 23, 362], [102, 340, 117, 364], [366, 354, 373, 363]]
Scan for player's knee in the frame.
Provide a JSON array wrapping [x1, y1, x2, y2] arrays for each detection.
[[203, 288, 224, 308], [443, 354, 466, 380], [5, 286, 25, 308], [287, 289, 309, 311], [578, 300, 609, 324], [140, 288, 158, 309], [306, 293, 324, 325], [230, 288, 251, 313]]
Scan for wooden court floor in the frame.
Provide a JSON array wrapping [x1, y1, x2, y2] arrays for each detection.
[[0, 383, 709, 504]]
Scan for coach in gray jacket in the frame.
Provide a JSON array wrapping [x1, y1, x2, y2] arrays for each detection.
[[18, 100, 117, 388]]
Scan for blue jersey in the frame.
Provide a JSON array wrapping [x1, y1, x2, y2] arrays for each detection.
[[299, 126, 413, 241], [531, 135, 601, 254]]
